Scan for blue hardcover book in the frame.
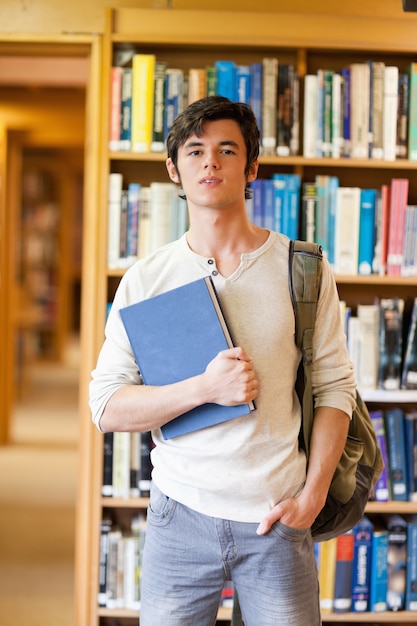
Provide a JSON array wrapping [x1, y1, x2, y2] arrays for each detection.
[[250, 179, 264, 228], [235, 65, 251, 104], [126, 183, 141, 260], [334, 530, 354, 613], [326, 176, 339, 268], [250, 62, 263, 133], [341, 66, 351, 157], [120, 67, 133, 151], [272, 175, 286, 234], [406, 515, 417, 610], [272, 174, 301, 240], [262, 179, 275, 231], [369, 528, 388, 612], [386, 515, 407, 611], [369, 410, 390, 502], [351, 517, 373, 612], [163, 68, 184, 141], [404, 410, 417, 501], [119, 277, 255, 439], [384, 407, 408, 500], [358, 188, 377, 275], [214, 60, 236, 100]]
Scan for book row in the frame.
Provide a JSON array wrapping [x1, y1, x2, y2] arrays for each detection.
[[109, 54, 417, 161], [99, 513, 235, 611], [102, 431, 153, 499], [369, 408, 417, 503], [108, 170, 416, 278], [317, 515, 417, 614], [107, 173, 188, 270], [346, 297, 417, 392]]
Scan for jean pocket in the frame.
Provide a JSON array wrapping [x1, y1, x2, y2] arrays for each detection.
[[147, 482, 177, 526], [272, 520, 310, 543]]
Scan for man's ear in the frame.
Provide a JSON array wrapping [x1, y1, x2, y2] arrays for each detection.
[[166, 158, 180, 183], [247, 159, 259, 183]]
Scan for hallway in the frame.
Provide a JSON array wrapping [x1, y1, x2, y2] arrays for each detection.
[[0, 347, 79, 625]]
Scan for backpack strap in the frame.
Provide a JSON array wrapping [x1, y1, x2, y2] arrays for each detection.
[[288, 240, 323, 459]]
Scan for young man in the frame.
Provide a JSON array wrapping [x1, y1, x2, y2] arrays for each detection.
[[90, 96, 356, 625]]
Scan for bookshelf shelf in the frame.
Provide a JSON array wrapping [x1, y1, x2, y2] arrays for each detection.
[[76, 6, 417, 626]]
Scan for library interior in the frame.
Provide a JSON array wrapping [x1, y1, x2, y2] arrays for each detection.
[[1, 1, 417, 625]]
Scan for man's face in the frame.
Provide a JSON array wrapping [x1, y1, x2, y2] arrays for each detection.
[[166, 118, 258, 212]]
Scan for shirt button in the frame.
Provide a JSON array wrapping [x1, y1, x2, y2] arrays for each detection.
[[212, 270, 218, 276], [208, 259, 214, 265]]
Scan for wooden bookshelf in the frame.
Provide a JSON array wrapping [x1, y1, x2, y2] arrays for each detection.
[[75, 7, 417, 626]]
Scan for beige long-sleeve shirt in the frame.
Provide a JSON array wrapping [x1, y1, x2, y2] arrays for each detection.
[[90, 231, 356, 522]]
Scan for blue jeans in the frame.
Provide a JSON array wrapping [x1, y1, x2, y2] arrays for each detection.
[[139, 483, 321, 626]]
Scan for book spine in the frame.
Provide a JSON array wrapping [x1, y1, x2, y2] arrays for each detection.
[[318, 537, 338, 613], [300, 181, 317, 242], [370, 61, 385, 159], [321, 69, 334, 158], [351, 517, 373, 612], [261, 57, 278, 155], [334, 186, 361, 275], [303, 74, 318, 158], [350, 63, 370, 159], [235, 64, 251, 104], [369, 411, 390, 502], [386, 178, 409, 276], [396, 72, 409, 158], [107, 173, 123, 269], [276, 64, 292, 157], [163, 68, 184, 142], [383, 66, 399, 161], [341, 67, 351, 157], [406, 519, 417, 610], [120, 68, 132, 151], [358, 188, 377, 275], [131, 54, 156, 152], [206, 65, 218, 96], [331, 72, 342, 158], [98, 518, 113, 606], [214, 60, 236, 100], [333, 531, 354, 613], [369, 530, 388, 612], [405, 410, 417, 501], [109, 66, 122, 151], [378, 297, 404, 391], [249, 62, 263, 133], [408, 62, 417, 161], [151, 61, 167, 152], [386, 515, 407, 611], [102, 432, 114, 497], [402, 298, 417, 389], [385, 408, 408, 501], [112, 432, 130, 498], [126, 182, 141, 262]]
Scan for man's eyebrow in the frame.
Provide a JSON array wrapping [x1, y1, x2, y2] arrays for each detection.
[[183, 139, 240, 148]]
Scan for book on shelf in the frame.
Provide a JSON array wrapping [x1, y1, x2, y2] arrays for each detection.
[[119, 276, 255, 439], [369, 411, 390, 502], [249, 62, 262, 133], [276, 63, 294, 157], [402, 298, 417, 389], [370, 60, 385, 159], [384, 408, 408, 502], [315, 174, 338, 265], [372, 184, 390, 275], [386, 178, 409, 276], [214, 60, 237, 101], [131, 53, 156, 152], [382, 65, 399, 162], [401, 204, 417, 276], [261, 57, 278, 155], [112, 431, 130, 499], [318, 68, 334, 158], [331, 71, 343, 159], [120, 67, 133, 151], [236, 64, 251, 104], [303, 74, 318, 158], [396, 72, 409, 159], [334, 186, 361, 275], [109, 66, 123, 150], [350, 63, 370, 159], [386, 514, 407, 611], [98, 517, 113, 607], [129, 431, 140, 498], [351, 516, 373, 612], [333, 530, 354, 613], [102, 432, 114, 497], [107, 172, 123, 270], [271, 173, 301, 240], [139, 431, 153, 497], [408, 62, 417, 161], [341, 66, 351, 157], [163, 67, 184, 142], [358, 188, 377, 275], [369, 527, 388, 612], [357, 303, 380, 390], [300, 181, 317, 242], [137, 186, 151, 259], [406, 515, 417, 610], [318, 537, 338, 613], [151, 60, 167, 152], [188, 67, 207, 105], [405, 411, 417, 502], [378, 297, 404, 391]]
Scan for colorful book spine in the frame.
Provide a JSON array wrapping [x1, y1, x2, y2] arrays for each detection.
[[318, 537, 338, 613], [386, 515, 407, 611], [261, 57, 278, 155], [378, 297, 404, 391], [383, 65, 399, 161], [351, 517, 373, 612], [369, 528, 388, 612], [370, 61, 385, 159], [249, 62, 263, 133], [334, 186, 361, 275], [303, 74, 318, 158], [396, 72, 409, 158], [151, 61, 167, 152], [408, 62, 417, 161], [358, 188, 377, 275], [235, 64, 251, 104], [405, 410, 417, 501], [131, 53, 156, 152], [214, 60, 236, 101], [163, 68, 184, 142], [369, 410, 390, 502], [402, 297, 417, 389], [333, 531, 354, 613], [384, 407, 408, 501], [109, 66, 123, 150], [120, 68, 133, 151], [406, 516, 417, 610]]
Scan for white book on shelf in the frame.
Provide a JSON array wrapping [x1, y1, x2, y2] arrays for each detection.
[[350, 63, 370, 159], [107, 173, 123, 269], [149, 182, 178, 253], [303, 74, 318, 158], [137, 185, 151, 259], [334, 186, 361, 275], [383, 66, 399, 161], [357, 304, 380, 390]]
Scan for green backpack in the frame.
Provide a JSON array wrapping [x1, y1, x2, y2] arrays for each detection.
[[231, 239, 384, 625]]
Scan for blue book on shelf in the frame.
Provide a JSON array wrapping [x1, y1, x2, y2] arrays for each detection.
[[272, 174, 301, 241], [326, 176, 339, 268], [404, 410, 417, 501], [250, 179, 264, 227], [214, 60, 236, 100], [235, 65, 251, 103], [384, 407, 408, 501], [351, 517, 373, 612], [262, 179, 275, 231], [119, 277, 255, 439], [406, 515, 417, 610], [334, 530, 354, 613], [358, 188, 377, 275], [369, 528, 388, 612], [369, 410, 390, 502], [387, 515, 407, 611], [250, 62, 263, 133], [341, 66, 351, 157]]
